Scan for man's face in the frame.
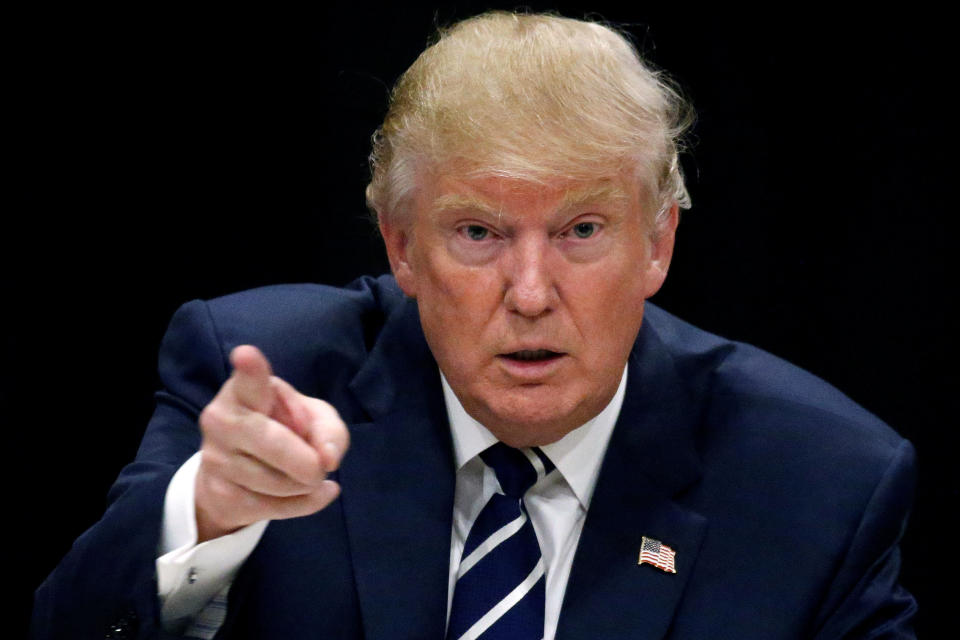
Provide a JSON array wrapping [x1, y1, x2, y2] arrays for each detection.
[[381, 174, 677, 447]]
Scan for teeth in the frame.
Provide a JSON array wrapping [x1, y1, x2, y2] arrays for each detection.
[[511, 350, 557, 361]]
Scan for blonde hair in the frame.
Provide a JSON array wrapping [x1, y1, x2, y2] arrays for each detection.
[[366, 11, 693, 226]]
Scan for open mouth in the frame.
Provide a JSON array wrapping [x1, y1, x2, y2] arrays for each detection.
[[502, 349, 564, 362]]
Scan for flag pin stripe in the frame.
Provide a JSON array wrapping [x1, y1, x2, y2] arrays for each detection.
[[638, 536, 677, 574]]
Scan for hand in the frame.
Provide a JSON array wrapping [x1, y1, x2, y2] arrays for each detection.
[[194, 345, 349, 542]]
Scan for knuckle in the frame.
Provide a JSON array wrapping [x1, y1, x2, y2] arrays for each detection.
[[309, 486, 337, 512], [199, 402, 230, 434], [200, 447, 228, 475], [307, 492, 330, 511], [309, 403, 349, 441], [198, 404, 215, 430], [208, 476, 237, 502], [237, 489, 260, 512], [315, 399, 342, 422], [257, 467, 293, 497]]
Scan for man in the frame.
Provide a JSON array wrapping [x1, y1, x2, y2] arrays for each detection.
[[33, 11, 916, 639]]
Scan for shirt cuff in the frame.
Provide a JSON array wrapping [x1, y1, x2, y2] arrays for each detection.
[[156, 451, 268, 626]]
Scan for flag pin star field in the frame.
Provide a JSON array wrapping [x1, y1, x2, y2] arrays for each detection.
[[638, 536, 677, 574]]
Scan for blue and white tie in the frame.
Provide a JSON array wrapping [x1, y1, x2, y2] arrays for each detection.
[[446, 442, 555, 640]]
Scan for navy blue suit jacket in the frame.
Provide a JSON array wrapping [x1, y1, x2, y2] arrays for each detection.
[[34, 275, 917, 639]]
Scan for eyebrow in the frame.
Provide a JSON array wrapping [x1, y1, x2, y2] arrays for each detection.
[[430, 183, 631, 216], [431, 193, 501, 216]]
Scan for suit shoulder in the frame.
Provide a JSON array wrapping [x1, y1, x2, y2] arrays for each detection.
[[642, 307, 916, 637], [644, 303, 908, 458], [163, 275, 406, 402], [205, 275, 405, 328]]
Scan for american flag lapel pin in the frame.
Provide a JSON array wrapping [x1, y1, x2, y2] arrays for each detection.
[[638, 536, 677, 574]]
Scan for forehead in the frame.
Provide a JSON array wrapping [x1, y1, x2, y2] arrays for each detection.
[[419, 174, 636, 218]]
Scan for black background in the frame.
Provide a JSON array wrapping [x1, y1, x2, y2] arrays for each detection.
[[12, 3, 954, 636]]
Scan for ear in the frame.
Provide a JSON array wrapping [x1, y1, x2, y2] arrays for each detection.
[[641, 202, 680, 299], [379, 213, 418, 298]]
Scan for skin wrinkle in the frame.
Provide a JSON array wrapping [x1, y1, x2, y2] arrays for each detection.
[[382, 173, 677, 447], [429, 182, 631, 220], [370, 14, 688, 447]]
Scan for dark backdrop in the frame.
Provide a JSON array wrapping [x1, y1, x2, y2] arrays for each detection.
[[12, 3, 954, 636]]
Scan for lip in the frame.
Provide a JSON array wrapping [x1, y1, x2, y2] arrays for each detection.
[[496, 350, 568, 381]]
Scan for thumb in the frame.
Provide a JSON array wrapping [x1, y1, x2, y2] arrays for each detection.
[[229, 345, 275, 414]]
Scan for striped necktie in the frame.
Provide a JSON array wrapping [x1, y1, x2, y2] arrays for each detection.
[[446, 442, 555, 640]]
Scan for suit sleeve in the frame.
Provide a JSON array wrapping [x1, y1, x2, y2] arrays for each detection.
[[32, 300, 230, 640], [811, 439, 918, 639]]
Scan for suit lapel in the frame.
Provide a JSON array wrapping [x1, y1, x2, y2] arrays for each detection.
[[557, 319, 709, 640], [339, 297, 455, 640], [340, 297, 710, 639]]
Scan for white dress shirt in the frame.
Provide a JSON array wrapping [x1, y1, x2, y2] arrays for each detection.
[[443, 369, 625, 639], [157, 367, 627, 639]]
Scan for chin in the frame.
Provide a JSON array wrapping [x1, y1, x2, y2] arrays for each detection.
[[482, 398, 584, 448]]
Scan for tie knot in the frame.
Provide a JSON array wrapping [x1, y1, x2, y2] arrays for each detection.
[[480, 442, 555, 498]]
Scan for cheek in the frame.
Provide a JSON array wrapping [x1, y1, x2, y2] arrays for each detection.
[[421, 246, 503, 307], [414, 256, 502, 350], [571, 255, 648, 308], [566, 261, 648, 350]]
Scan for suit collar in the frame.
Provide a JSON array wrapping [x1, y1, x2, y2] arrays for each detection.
[[348, 294, 436, 421], [442, 365, 627, 511], [340, 297, 455, 640], [557, 316, 708, 640], [616, 312, 704, 496], [348, 294, 704, 490], [541, 366, 627, 510], [344, 297, 709, 640]]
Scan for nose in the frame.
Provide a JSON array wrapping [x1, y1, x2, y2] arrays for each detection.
[[503, 236, 559, 318]]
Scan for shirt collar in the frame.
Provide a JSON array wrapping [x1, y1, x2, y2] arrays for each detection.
[[442, 366, 627, 510]]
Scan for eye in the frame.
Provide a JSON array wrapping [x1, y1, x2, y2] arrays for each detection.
[[462, 225, 490, 241], [571, 222, 597, 239]]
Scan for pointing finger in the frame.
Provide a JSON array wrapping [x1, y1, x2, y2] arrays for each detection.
[[270, 376, 314, 441], [230, 345, 275, 414]]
